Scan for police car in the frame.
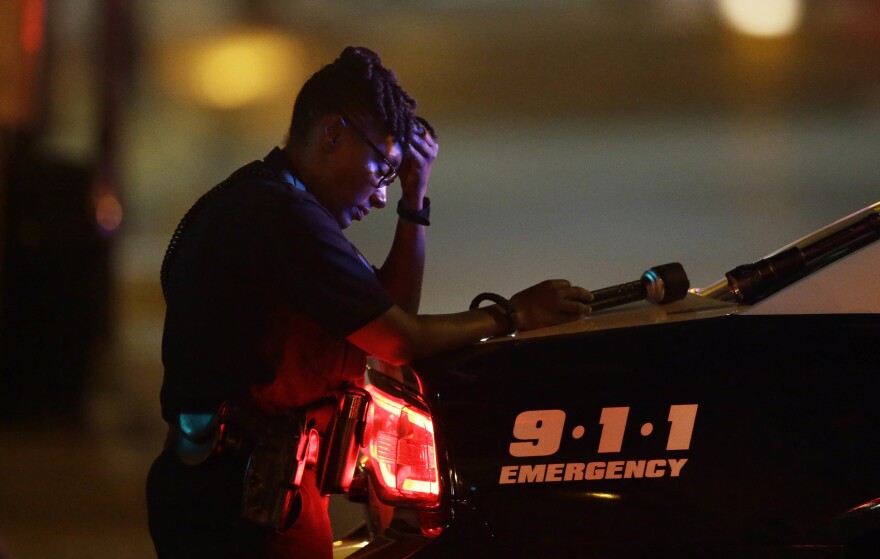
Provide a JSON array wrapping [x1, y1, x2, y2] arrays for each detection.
[[336, 202, 880, 558]]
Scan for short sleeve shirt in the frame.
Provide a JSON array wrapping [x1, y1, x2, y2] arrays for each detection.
[[159, 148, 394, 421]]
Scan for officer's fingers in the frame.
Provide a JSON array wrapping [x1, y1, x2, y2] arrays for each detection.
[[558, 299, 591, 315], [564, 286, 593, 303], [543, 279, 571, 290], [409, 132, 438, 158], [406, 142, 437, 168]]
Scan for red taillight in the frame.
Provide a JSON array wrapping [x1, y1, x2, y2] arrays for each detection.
[[363, 384, 440, 505]]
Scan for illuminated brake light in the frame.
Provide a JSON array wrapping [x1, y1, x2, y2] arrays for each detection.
[[363, 385, 440, 505]]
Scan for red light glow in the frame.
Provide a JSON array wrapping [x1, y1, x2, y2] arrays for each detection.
[[95, 192, 123, 233], [363, 385, 439, 505], [21, 0, 45, 55]]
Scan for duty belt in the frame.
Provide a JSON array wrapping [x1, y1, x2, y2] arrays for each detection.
[[168, 388, 371, 533]]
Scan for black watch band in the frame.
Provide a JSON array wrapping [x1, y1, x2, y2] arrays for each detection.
[[397, 197, 431, 226], [469, 292, 519, 336]]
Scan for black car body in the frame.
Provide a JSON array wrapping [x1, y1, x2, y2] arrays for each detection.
[[342, 203, 880, 558]]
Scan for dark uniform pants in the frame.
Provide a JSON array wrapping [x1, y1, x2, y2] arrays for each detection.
[[147, 449, 332, 559]]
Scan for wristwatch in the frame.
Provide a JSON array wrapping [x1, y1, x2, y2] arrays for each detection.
[[397, 197, 431, 226]]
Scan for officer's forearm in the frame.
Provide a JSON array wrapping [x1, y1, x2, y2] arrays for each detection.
[[347, 304, 509, 366], [377, 214, 426, 313]]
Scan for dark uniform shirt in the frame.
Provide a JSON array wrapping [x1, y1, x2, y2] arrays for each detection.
[[160, 147, 394, 420]]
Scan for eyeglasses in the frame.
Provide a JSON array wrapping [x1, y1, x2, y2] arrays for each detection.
[[340, 115, 399, 187]]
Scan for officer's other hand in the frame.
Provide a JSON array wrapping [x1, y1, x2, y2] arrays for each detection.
[[399, 120, 438, 200], [511, 280, 593, 331]]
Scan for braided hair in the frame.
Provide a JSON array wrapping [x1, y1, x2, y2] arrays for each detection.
[[287, 46, 434, 153]]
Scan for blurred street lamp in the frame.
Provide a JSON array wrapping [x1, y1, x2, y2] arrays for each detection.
[[159, 28, 306, 110], [716, 0, 803, 38]]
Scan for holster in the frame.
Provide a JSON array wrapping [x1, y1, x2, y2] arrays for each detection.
[[236, 388, 372, 530], [227, 401, 319, 533]]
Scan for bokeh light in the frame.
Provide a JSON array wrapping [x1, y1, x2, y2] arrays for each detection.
[[95, 192, 123, 233], [159, 29, 306, 109], [717, 0, 803, 38]]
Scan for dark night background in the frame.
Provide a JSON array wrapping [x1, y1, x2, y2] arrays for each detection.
[[1, 1, 879, 556]]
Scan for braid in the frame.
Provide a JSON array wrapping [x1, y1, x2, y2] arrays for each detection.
[[288, 46, 432, 151]]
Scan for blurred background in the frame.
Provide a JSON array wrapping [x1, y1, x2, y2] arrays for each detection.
[[1, 0, 878, 556]]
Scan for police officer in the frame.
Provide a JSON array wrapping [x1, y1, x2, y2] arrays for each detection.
[[147, 46, 593, 558]]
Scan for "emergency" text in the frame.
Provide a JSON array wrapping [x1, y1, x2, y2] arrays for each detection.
[[498, 458, 688, 484]]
